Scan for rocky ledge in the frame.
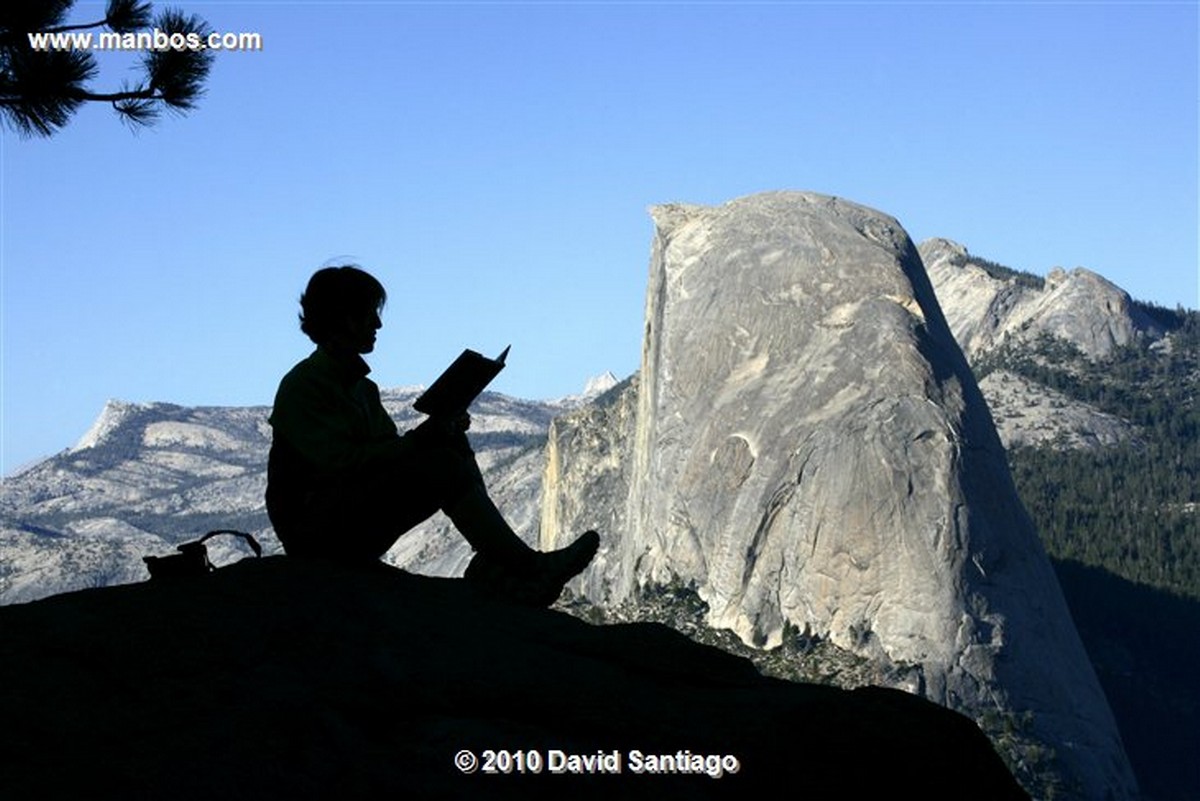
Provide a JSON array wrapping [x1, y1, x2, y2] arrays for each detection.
[[0, 556, 1025, 800]]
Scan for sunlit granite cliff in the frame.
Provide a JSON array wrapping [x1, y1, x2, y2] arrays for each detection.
[[540, 192, 1137, 799]]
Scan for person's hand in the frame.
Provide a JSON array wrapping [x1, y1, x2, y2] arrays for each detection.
[[411, 412, 470, 444]]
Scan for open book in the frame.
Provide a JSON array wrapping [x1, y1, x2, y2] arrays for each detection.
[[413, 345, 510, 418]]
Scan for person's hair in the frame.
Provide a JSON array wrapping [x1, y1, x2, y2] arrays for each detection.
[[298, 266, 387, 345]]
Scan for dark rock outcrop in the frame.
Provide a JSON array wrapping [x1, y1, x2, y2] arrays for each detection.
[[0, 557, 1025, 800]]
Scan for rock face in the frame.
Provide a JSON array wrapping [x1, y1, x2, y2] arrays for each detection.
[[541, 192, 1136, 799], [0, 557, 1027, 800], [919, 238, 1162, 362], [916, 236, 1152, 450], [916, 239, 1151, 452], [977, 370, 1138, 450]]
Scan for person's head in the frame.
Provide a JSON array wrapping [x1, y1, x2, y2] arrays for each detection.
[[298, 266, 387, 353]]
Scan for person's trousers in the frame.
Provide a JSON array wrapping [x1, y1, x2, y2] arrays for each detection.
[[271, 432, 483, 562]]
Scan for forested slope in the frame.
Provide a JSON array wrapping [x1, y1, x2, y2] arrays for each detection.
[[978, 307, 1198, 599]]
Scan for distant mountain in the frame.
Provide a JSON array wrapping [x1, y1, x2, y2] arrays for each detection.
[[918, 238, 1166, 362], [919, 238, 1177, 453], [917, 237, 1197, 595]]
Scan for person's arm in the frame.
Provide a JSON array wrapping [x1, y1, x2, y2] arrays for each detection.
[[410, 412, 471, 439]]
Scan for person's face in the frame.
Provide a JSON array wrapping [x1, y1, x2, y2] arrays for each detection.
[[330, 306, 382, 354]]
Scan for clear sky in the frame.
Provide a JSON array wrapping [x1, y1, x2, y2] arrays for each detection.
[[2, 1, 1197, 475]]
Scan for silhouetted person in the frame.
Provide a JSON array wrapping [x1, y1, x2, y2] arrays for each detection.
[[266, 266, 598, 605]]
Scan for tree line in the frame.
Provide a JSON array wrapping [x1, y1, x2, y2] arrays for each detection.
[[987, 312, 1199, 599]]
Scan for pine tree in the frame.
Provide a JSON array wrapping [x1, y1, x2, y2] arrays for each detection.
[[1001, 311, 1200, 599], [0, 0, 213, 137]]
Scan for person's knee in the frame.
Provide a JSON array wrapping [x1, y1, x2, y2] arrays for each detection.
[[411, 445, 480, 505]]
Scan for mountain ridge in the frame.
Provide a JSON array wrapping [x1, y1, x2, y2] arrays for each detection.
[[918, 237, 1166, 362]]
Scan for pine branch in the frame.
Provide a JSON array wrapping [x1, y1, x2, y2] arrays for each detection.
[[105, 0, 153, 34], [113, 95, 158, 127], [31, 0, 151, 35], [62, 86, 155, 103], [142, 9, 213, 111], [0, 1, 75, 39], [0, 45, 96, 136], [0, 0, 212, 137], [39, 20, 107, 34]]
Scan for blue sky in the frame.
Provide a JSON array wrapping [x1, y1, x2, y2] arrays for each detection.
[[2, 1, 1197, 474]]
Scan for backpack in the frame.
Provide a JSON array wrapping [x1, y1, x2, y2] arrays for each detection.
[[143, 529, 262, 579]]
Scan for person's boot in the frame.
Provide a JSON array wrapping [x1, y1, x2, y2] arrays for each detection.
[[447, 486, 599, 605], [464, 530, 599, 607], [533, 529, 600, 587]]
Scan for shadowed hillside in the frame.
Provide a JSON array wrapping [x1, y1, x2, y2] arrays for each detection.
[[0, 557, 1025, 800], [1052, 559, 1200, 801]]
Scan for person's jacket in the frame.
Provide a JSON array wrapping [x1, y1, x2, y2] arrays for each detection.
[[265, 347, 417, 538]]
